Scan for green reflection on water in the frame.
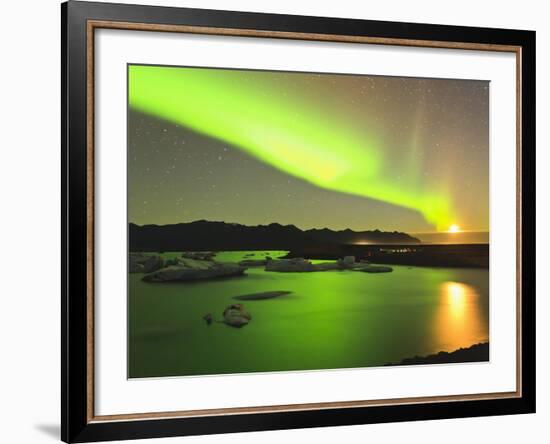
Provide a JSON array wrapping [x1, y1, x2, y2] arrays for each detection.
[[128, 251, 488, 378]]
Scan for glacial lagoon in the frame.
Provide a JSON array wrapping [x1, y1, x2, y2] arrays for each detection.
[[128, 251, 489, 378]]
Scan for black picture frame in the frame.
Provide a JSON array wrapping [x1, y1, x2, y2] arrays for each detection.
[[62, 1, 536, 442]]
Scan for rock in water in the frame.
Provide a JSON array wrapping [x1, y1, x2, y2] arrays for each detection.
[[343, 256, 356, 266], [223, 304, 252, 328], [176, 257, 214, 269], [129, 253, 164, 273], [336, 256, 357, 269], [265, 258, 318, 272], [356, 265, 393, 273], [233, 291, 291, 300], [314, 262, 341, 271], [181, 251, 216, 261], [265, 257, 360, 272], [142, 260, 247, 282], [238, 259, 268, 267]]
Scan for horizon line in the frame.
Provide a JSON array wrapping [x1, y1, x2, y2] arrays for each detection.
[[129, 219, 489, 235]]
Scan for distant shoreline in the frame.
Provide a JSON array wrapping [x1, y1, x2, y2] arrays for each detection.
[[413, 230, 489, 245], [286, 243, 489, 268], [130, 244, 489, 269]]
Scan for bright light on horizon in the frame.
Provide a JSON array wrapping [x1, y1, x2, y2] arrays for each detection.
[[448, 224, 460, 233]]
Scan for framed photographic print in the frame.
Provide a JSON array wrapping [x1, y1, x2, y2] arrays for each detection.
[[61, 1, 536, 442]]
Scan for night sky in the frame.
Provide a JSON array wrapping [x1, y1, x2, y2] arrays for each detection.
[[128, 66, 489, 233]]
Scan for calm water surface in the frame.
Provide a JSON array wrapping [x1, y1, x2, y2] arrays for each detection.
[[128, 251, 489, 378]]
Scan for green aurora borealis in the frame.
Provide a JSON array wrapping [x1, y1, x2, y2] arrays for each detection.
[[128, 65, 489, 233]]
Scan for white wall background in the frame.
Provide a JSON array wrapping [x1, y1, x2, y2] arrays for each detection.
[[0, 0, 547, 443]]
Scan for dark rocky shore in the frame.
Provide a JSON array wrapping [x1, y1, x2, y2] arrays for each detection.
[[386, 342, 489, 366]]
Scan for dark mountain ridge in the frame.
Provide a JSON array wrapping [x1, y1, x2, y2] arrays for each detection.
[[129, 220, 420, 252]]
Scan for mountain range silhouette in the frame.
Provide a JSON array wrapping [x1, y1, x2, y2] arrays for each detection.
[[129, 220, 420, 252]]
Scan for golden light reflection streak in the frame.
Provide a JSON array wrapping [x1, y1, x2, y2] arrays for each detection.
[[433, 281, 486, 352], [446, 282, 467, 318]]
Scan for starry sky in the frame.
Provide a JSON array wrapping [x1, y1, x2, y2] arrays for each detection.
[[128, 66, 489, 233]]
